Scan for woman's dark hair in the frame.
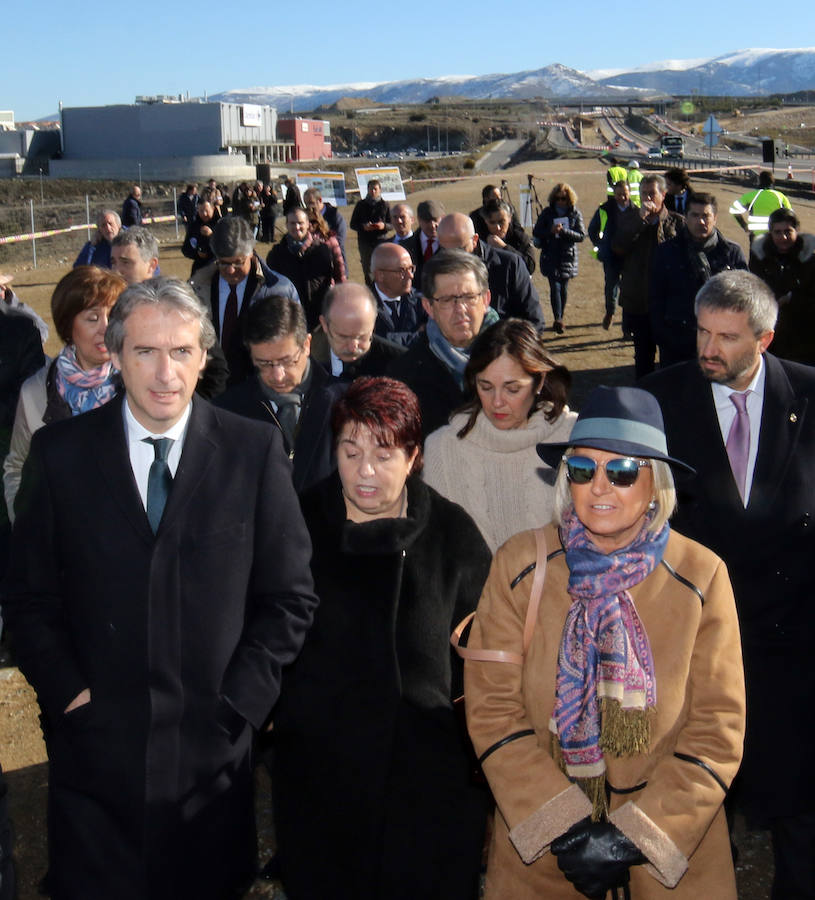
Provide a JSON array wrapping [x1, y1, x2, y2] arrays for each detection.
[[457, 318, 570, 438], [51, 266, 127, 345], [331, 376, 423, 474]]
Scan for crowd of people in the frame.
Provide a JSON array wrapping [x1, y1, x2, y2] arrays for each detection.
[[0, 162, 812, 900]]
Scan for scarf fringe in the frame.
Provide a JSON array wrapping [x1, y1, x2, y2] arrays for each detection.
[[551, 699, 653, 821], [599, 697, 652, 756]]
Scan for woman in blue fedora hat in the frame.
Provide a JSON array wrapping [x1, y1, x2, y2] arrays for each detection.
[[462, 385, 746, 899]]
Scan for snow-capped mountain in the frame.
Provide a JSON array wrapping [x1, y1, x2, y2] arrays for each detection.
[[211, 64, 654, 112], [592, 48, 815, 95], [211, 48, 815, 112]]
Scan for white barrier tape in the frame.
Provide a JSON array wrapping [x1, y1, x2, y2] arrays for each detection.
[[0, 214, 176, 246]]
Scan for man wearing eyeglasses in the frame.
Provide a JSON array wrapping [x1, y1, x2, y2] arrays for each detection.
[[310, 283, 405, 381], [191, 216, 298, 387], [388, 249, 499, 438], [437, 213, 544, 333], [215, 295, 346, 493], [370, 243, 427, 346], [641, 270, 815, 900]]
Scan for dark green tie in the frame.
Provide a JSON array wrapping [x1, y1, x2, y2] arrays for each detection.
[[143, 437, 174, 533]]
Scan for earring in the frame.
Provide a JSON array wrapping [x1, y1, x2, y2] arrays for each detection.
[[648, 499, 657, 511]]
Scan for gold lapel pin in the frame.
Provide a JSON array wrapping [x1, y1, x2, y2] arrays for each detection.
[[790, 413, 798, 423]]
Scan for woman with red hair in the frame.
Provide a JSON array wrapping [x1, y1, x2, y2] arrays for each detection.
[[272, 376, 492, 900]]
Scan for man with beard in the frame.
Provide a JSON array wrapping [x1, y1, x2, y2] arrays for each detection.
[[650, 192, 746, 368], [641, 270, 815, 900]]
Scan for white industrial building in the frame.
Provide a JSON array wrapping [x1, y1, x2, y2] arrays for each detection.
[[50, 99, 295, 180]]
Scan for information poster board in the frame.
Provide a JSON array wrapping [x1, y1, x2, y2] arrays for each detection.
[[354, 167, 406, 202], [295, 171, 348, 207]]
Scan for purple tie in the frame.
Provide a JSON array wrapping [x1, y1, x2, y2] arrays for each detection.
[[726, 391, 751, 501]]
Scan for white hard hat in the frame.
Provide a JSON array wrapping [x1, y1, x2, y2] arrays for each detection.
[[628, 159, 640, 169]]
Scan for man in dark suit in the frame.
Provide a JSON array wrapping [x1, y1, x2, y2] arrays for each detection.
[[370, 242, 427, 346], [437, 213, 544, 332], [215, 295, 346, 493], [3, 277, 318, 900], [387, 250, 498, 438], [121, 184, 143, 227], [310, 283, 404, 381], [191, 216, 298, 386], [640, 270, 815, 900]]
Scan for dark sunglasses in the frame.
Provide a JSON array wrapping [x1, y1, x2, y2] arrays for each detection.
[[564, 455, 651, 487]]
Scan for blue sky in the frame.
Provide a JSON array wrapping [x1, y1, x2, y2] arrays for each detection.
[[8, 0, 812, 120]]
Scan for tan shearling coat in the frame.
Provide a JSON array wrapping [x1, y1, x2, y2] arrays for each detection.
[[464, 523, 745, 899]]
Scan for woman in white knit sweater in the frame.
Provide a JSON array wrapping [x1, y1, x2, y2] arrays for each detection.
[[424, 318, 577, 552]]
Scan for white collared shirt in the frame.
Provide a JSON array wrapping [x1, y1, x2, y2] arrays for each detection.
[[123, 400, 192, 510], [711, 356, 765, 506], [217, 276, 249, 334]]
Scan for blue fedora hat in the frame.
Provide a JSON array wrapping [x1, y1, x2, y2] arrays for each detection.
[[536, 385, 694, 474]]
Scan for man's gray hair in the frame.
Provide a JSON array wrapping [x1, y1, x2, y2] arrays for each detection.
[[421, 249, 489, 299], [112, 226, 158, 261], [211, 215, 255, 259], [694, 270, 778, 336], [97, 209, 121, 229], [640, 173, 666, 194], [106, 277, 216, 354]]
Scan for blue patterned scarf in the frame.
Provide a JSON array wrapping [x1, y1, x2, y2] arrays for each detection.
[[550, 505, 668, 815], [55, 344, 118, 415]]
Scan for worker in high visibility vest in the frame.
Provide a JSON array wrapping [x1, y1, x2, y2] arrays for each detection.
[[606, 157, 628, 197], [588, 180, 631, 329], [626, 159, 644, 207], [730, 170, 791, 242]]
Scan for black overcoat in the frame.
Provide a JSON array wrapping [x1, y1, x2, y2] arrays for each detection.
[[272, 473, 491, 900], [3, 395, 318, 900], [641, 353, 815, 821]]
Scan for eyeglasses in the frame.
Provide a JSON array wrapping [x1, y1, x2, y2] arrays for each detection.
[[252, 347, 304, 370], [380, 266, 415, 276], [564, 455, 651, 487], [431, 293, 483, 309], [555, 194, 569, 202]]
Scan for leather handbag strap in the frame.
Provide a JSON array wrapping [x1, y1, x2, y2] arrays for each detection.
[[451, 528, 548, 666]]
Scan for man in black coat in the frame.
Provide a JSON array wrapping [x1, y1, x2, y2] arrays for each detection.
[[349, 179, 391, 286], [0, 309, 43, 900], [311, 283, 404, 381], [215, 294, 346, 494], [3, 278, 318, 900], [640, 270, 815, 899], [190, 216, 298, 386], [121, 184, 143, 227], [387, 250, 499, 438], [370, 242, 427, 346], [437, 213, 544, 333], [266, 208, 334, 332], [650, 192, 747, 368]]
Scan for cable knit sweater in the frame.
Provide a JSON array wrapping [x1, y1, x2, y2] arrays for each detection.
[[423, 406, 577, 552]]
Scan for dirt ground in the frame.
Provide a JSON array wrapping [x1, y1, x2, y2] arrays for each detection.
[[2, 156, 805, 898]]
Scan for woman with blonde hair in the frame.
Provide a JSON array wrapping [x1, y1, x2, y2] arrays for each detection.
[[533, 182, 585, 334], [464, 386, 745, 899]]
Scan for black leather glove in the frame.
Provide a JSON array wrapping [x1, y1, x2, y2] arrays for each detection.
[[551, 817, 646, 900]]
